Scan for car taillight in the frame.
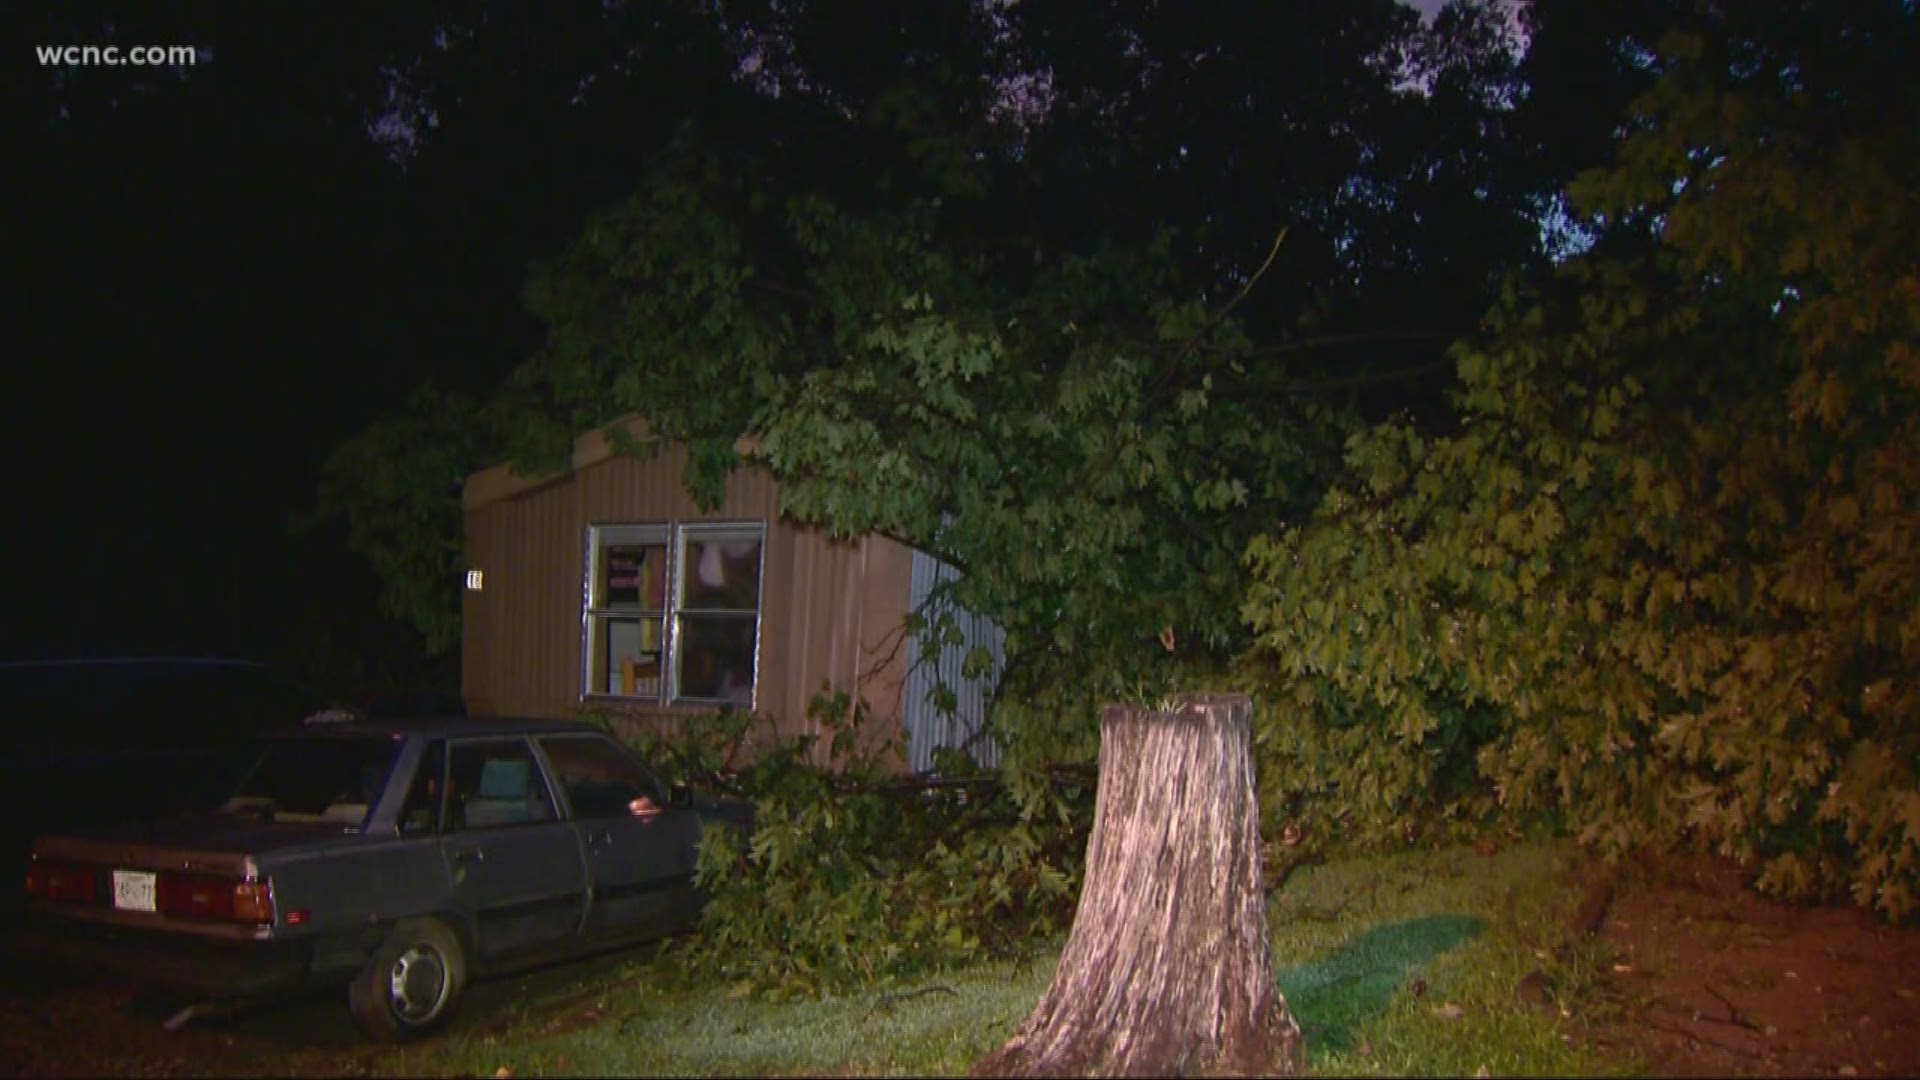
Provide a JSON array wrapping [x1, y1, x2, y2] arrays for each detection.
[[233, 880, 274, 924], [24, 862, 97, 904], [157, 873, 275, 925]]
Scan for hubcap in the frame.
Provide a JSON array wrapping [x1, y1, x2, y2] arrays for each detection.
[[386, 944, 449, 1023]]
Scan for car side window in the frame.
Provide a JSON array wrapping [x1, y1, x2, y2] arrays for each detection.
[[399, 740, 446, 836], [539, 735, 666, 821], [447, 739, 558, 831]]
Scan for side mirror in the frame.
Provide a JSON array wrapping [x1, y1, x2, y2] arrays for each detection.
[[668, 782, 693, 809]]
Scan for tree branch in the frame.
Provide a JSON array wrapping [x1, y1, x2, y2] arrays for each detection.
[[1171, 225, 1291, 364], [1260, 355, 1457, 394], [1234, 328, 1456, 362], [1132, 225, 1293, 422]]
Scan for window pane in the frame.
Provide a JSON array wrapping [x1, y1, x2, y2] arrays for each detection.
[[589, 616, 665, 698], [540, 735, 663, 819], [597, 540, 668, 610], [675, 613, 757, 705], [680, 534, 762, 611], [224, 735, 400, 828], [448, 740, 558, 830], [399, 741, 446, 835]]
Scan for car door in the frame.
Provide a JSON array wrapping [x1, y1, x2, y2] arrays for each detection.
[[440, 737, 589, 961], [536, 734, 702, 940]]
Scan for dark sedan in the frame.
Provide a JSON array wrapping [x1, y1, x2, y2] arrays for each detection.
[[20, 716, 749, 1041], [0, 657, 345, 919]]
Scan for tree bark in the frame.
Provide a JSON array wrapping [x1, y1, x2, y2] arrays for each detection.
[[974, 693, 1303, 1078]]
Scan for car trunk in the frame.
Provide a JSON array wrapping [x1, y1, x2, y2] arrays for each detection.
[[32, 814, 347, 877]]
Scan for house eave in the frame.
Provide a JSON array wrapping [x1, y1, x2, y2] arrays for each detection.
[[463, 416, 764, 511]]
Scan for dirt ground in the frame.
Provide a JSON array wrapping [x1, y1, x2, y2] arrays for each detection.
[[0, 942, 641, 1078], [3, 853, 1918, 1077], [1579, 854, 1920, 1078]]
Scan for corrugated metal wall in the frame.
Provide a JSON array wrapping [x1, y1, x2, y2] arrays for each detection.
[[901, 548, 1006, 773], [462, 445, 914, 761]]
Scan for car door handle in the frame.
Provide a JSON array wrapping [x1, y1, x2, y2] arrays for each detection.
[[451, 846, 486, 864]]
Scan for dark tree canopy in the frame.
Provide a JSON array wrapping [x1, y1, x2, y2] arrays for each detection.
[[319, 2, 1624, 736]]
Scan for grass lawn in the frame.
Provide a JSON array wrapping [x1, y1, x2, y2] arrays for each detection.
[[382, 840, 1637, 1077]]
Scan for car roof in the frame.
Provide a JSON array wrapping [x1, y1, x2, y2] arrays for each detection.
[[279, 715, 607, 741]]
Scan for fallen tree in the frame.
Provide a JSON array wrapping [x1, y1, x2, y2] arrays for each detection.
[[975, 693, 1302, 1077]]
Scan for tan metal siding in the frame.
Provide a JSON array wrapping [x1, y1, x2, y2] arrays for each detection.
[[463, 447, 915, 762], [460, 506, 499, 714], [464, 482, 581, 718], [855, 535, 914, 763], [535, 486, 576, 711]]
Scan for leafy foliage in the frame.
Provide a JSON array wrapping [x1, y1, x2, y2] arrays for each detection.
[[320, 5, 1567, 736], [1242, 1, 1920, 917], [617, 690, 1092, 997], [311, 385, 497, 653], [509, 137, 1376, 761]]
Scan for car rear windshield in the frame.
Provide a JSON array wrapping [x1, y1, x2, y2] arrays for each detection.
[[222, 735, 399, 829]]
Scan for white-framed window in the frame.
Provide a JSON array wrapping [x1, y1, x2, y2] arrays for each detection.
[[582, 521, 765, 708]]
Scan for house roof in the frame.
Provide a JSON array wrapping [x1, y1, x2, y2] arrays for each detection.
[[463, 415, 761, 510]]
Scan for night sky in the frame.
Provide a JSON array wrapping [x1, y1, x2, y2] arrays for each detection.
[[4, 10, 549, 691]]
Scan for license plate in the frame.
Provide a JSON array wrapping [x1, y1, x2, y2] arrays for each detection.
[[112, 870, 157, 912]]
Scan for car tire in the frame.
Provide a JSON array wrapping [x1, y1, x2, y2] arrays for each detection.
[[348, 917, 467, 1042]]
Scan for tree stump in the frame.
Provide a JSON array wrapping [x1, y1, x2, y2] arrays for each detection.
[[973, 693, 1303, 1077]]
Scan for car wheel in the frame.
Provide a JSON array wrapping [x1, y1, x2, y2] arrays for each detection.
[[348, 917, 467, 1042]]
